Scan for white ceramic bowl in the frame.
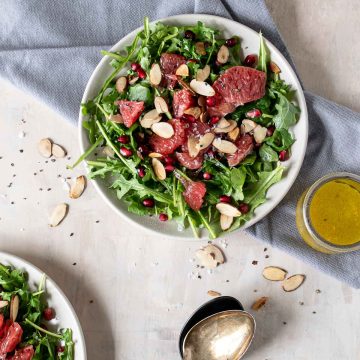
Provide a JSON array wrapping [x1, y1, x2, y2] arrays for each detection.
[[79, 14, 308, 239], [0, 252, 87, 359]]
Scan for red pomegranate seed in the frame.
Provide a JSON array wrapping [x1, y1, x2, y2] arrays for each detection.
[[206, 149, 215, 158], [184, 30, 196, 40], [244, 54, 257, 67], [266, 126, 275, 137], [164, 156, 174, 165], [137, 68, 146, 79], [279, 150, 288, 161], [138, 145, 149, 156], [137, 166, 145, 178], [203, 172, 212, 180], [246, 109, 262, 118], [181, 114, 196, 122], [120, 147, 132, 157], [206, 96, 217, 107], [117, 135, 129, 144], [43, 307, 55, 321], [131, 63, 140, 71], [56, 346, 65, 353], [142, 198, 154, 207], [209, 116, 220, 125], [219, 195, 231, 203], [225, 38, 237, 47], [238, 203, 250, 214], [159, 213, 168, 222], [165, 164, 175, 173]]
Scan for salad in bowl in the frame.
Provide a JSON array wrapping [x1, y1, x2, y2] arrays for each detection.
[[75, 17, 302, 239]]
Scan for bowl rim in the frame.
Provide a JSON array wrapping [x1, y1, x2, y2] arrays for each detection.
[[78, 13, 308, 239]]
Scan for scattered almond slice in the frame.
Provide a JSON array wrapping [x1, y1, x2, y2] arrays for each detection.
[[151, 122, 174, 139], [128, 76, 139, 85], [208, 290, 221, 297], [262, 266, 288, 281], [69, 175, 86, 199], [251, 296, 269, 311], [217, 45, 229, 64], [148, 152, 163, 158], [115, 76, 127, 93], [282, 274, 306, 292], [109, 114, 124, 124], [149, 63, 162, 85], [52, 143, 67, 158], [196, 133, 215, 150], [253, 125, 267, 144], [217, 118, 230, 129], [196, 65, 210, 82], [214, 120, 237, 134], [212, 138, 237, 154], [10, 295, 19, 322], [152, 158, 166, 180], [220, 214, 233, 230], [216, 203, 241, 217], [228, 127, 240, 141], [0, 300, 8, 309], [242, 119, 257, 133], [154, 97, 169, 114], [196, 244, 225, 269], [184, 107, 201, 119], [49, 203, 68, 227], [190, 79, 215, 97], [188, 136, 200, 158], [38, 138, 52, 158], [270, 61, 281, 74], [140, 109, 162, 128], [195, 42, 206, 55], [199, 111, 208, 123], [175, 64, 189, 77]]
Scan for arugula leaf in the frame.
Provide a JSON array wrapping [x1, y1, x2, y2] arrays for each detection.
[[128, 83, 154, 105], [259, 144, 279, 162], [273, 93, 300, 129], [266, 128, 295, 151], [257, 32, 268, 73], [230, 168, 246, 201]]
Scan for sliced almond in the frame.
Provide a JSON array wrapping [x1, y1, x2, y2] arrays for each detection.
[[251, 296, 269, 311], [178, 78, 196, 95], [262, 266, 288, 281], [154, 97, 169, 114], [184, 107, 201, 119], [149, 63, 162, 86], [128, 75, 139, 85], [152, 158, 166, 180], [228, 127, 240, 141], [10, 295, 19, 322], [217, 118, 230, 129], [52, 143, 67, 158], [188, 136, 200, 158], [220, 214, 233, 230], [69, 175, 86, 199], [282, 274, 306, 292], [175, 64, 189, 77], [196, 65, 211, 82], [195, 42, 206, 56], [208, 290, 221, 297], [140, 109, 162, 128], [0, 300, 8, 309], [151, 122, 174, 139], [217, 45, 229, 64], [270, 61, 281, 74], [49, 203, 68, 227], [197, 96, 206, 108], [216, 202, 241, 217], [196, 132, 214, 150], [242, 119, 257, 133], [115, 76, 127, 93], [38, 138, 52, 158], [196, 244, 225, 269], [253, 125, 267, 144], [214, 120, 237, 134], [148, 152, 163, 158], [109, 114, 124, 124], [212, 138, 238, 154], [199, 111, 208, 123], [190, 80, 215, 97], [102, 145, 115, 157]]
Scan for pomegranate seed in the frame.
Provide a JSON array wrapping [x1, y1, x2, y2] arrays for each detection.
[[246, 109, 262, 118], [131, 63, 140, 71], [219, 195, 231, 203], [43, 308, 55, 321], [137, 166, 145, 178], [143, 198, 154, 208], [181, 114, 196, 122], [159, 213, 168, 222], [56, 346, 65, 353], [138, 145, 149, 156], [225, 38, 237, 47], [279, 150, 288, 161], [135, 132, 145, 144], [206, 96, 217, 107], [184, 30, 196, 41], [238, 203, 250, 214], [117, 135, 129, 144], [244, 54, 257, 67], [137, 68, 146, 79], [266, 126, 275, 137], [120, 147, 132, 157], [209, 116, 220, 125], [203, 172, 212, 180], [164, 156, 174, 165], [165, 164, 175, 173], [206, 149, 215, 158]]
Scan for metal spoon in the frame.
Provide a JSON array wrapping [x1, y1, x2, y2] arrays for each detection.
[[183, 310, 256, 360]]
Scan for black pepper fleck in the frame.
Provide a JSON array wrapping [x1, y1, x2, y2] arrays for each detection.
[[95, 220, 100, 223], [70, 233, 74, 237], [51, 159, 56, 163], [11, 201, 14, 205], [33, 173, 37, 176], [39, 169, 44, 172], [283, 321, 287, 325], [252, 260, 258, 265], [89, 300, 94, 304], [7, 183, 12, 188], [312, 311, 316, 314], [299, 301, 304, 305], [226, 280, 229, 283], [72, 262, 77, 266], [197, 275, 202, 279], [47, 188, 51, 191], [39, 188, 43, 191], [11, 163, 14, 167], [265, 255, 269, 259], [264, 248, 268, 252], [315, 289, 321, 294], [19, 149, 24, 153]]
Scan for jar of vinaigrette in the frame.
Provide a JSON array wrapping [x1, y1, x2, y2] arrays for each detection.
[[296, 172, 360, 253]]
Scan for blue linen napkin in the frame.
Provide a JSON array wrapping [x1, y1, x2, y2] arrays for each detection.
[[1, 0, 359, 287]]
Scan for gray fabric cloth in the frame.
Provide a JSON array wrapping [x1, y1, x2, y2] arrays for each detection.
[[1, 0, 359, 287]]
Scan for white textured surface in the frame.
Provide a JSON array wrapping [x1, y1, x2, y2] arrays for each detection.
[[1, 3, 360, 359]]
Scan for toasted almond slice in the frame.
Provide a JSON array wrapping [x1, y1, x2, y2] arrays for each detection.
[[217, 118, 230, 129], [204, 244, 225, 264], [10, 295, 19, 322], [52, 143, 67, 158], [188, 136, 200, 158], [109, 114, 124, 124], [38, 138, 52, 158], [196, 132, 214, 150], [49, 203, 68, 227], [228, 127, 240, 141], [178, 78, 196, 95], [220, 214, 233, 230], [196, 244, 225, 269], [69, 175, 86, 199], [195, 42, 206, 55], [199, 111, 208, 123], [196, 65, 211, 82], [197, 96, 206, 108], [282, 274, 306, 292], [270, 61, 281, 74], [242, 119, 257, 133], [216, 202, 241, 217], [0, 300, 8, 309], [217, 45, 229, 64], [212, 138, 238, 154], [152, 158, 166, 180], [128, 75, 139, 85], [149, 63, 162, 85], [154, 97, 169, 114], [151, 122, 174, 139], [102, 145, 115, 157], [184, 107, 201, 119], [148, 152, 163, 158], [208, 290, 221, 297], [115, 76, 127, 93], [140, 109, 162, 128], [253, 125, 267, 144], [214, 120, 237, 134], [190, 80, 215, 97], [251, 296, 269, 311], [175, 63, 189, 77], [263, 266, 288, 281]]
